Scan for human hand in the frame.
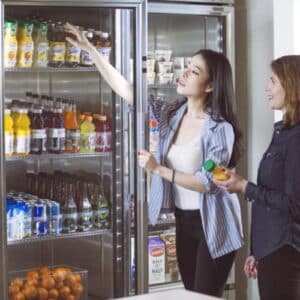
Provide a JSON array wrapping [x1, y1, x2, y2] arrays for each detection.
[[212, 169, 247, 194], [138, 149, 159, 173], [244, 256, 258, 279], [64, 22, 93, 52]]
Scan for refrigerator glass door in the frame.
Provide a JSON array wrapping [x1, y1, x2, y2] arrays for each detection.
[[0, 1, 146, 299]]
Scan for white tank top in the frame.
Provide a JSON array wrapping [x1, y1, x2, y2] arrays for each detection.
[[166, 137, 202, 210]]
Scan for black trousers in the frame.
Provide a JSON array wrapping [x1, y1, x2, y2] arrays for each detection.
[[175, 207, 236, 297], [258, 245, 300, 300]]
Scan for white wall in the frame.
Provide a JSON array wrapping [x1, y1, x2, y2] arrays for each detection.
[[235, 0, 274, 299]]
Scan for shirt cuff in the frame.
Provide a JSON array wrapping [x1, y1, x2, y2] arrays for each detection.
[[245, 182, 258, 202]]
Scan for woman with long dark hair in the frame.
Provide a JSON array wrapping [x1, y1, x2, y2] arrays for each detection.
[[65, 23, 244, 297], [214, 55, 300, 300]]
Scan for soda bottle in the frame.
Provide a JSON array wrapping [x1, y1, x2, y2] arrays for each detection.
[[95, 114, 112, 152], [65, 101, 80, 153], [4, 20, 18, 68], [47, 107, 65, 153], [80, 115, 95, 153], [99, 31, 112, 61], [16, 21, 34, 68], [62, 181, 78, 233], [13, 108, 30, 156], [32, 21, 49, 67], [5, 108, 14, 157], [92, 181, 110, 229], [203, 159, 230, 181], [29, 106, 46, 154]]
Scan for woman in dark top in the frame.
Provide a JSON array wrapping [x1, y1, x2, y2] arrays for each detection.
[[214, 55, 300, 300]]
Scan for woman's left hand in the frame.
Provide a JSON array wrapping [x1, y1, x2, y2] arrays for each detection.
[[138, 149, 159, 173], [213, 169, 248, 194]]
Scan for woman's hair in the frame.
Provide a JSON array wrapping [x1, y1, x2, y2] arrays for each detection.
[[194, 49, 243, 168], [271, 55, 300, 126]]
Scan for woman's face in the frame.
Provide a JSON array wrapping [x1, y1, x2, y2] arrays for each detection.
[[177, 54, 212, 99], [265, 70, 285, 110]]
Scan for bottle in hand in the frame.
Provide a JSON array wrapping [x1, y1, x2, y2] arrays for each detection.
[[203, 159, 230, 180]]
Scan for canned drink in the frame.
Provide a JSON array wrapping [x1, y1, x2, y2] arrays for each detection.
[[32, 203, 47, 236], [46, 201, 62, 235]]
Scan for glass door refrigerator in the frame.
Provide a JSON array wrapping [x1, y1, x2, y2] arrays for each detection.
[[145, 1, 236, 299], [0, 0, 147, 299]]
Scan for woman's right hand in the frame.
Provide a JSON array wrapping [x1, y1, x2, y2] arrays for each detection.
[[244, 256, 258, 279], [64, 22, 93, 53]]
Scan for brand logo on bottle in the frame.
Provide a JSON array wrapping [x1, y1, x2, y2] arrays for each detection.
[[151, 247, 164, 257]]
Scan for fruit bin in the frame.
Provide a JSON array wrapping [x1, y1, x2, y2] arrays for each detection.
[[8, 265, 88, 300]]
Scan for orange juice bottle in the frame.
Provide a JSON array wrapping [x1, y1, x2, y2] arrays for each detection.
[[4, 20, 18, 68], [65, 101, 80, 153], [203, 159, 230, 181], [13, 108, 31, 156], [17, 21, 34, 68], [5, 108, 13, 157]]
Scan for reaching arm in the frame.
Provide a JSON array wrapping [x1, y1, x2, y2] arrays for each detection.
[[64, 22, 134, 105]]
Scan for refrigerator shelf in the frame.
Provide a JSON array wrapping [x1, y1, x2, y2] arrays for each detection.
[[148, 84, 177, 89], [5, 66, 98, 73], [8, 228, 111, 246], [6, 152, 111, 161]]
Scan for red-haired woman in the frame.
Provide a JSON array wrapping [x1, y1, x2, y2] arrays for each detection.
[[214, 55, 300, 300]]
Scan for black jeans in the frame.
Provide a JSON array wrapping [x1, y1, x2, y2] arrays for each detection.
[[258, 245, 300, 300], [175, 207, 236, 297]]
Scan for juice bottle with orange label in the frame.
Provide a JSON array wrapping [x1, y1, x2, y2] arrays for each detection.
[[17, 21, 34, 68], [5, 108, 14, 157], [4, 20, 18, 68]]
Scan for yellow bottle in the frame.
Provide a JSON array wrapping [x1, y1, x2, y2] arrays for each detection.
[[13, 108, 30, 156], [33, 22, 49, 67], [5, 108, 13, 157], [80, 115, 95, 153], [17, 21, 34, 68], [203, 159, 230, 181], [4, 20, 18, 68]]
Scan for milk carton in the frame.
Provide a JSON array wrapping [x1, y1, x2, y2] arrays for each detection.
[[148, 236, 165, 285]]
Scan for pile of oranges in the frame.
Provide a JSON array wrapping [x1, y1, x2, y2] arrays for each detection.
[[8, 266, 85, 300]]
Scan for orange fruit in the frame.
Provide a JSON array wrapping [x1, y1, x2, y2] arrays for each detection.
[[73, 273, 81, 283], [59, 286, 71, 299], [41, 276, 55, 290], [66, 294, 75, 300], [11, 278, 24, 289], [65, 274, 77, 287], [53, 269, 68, 282], [37, 287, 48, 300], [55, 280, 64, 289], [48, 288, 59, 299], [39, 266, 50, 276], [8, 284, 20, 295], [22, 285, 38, 300], [12, 291, 25, 300], [71, 283, 83, 297], [26, 271, 39, 280]]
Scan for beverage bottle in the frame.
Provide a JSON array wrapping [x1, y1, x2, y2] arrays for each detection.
[[4, 19, 18, 68], [65, 101, 80, 153], [149, 119, 159, 153], [13, 108, 30, 156], [47, 107, 65, 153], [77, 181, 93, 231], [203, 159, 230, 181], [95, 114, 112, 152], [62, 182, 78, 233], [92, 181, 110, 229], [47, 200, 62, 235], [32, 21, 49, 67], [80, 115, 96, 153], [23, 203, 32, 238], [29, 106, 47, 154], [99, 31, 112, 61], [32, 202, 48, 236], [65, 25, 81, 67], [80, 30, 94, 66], [16, 21, 34, 68], [49, 23, 66, 67], [5, 108, 14, 157]]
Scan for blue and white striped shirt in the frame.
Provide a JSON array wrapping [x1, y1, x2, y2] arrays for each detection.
[[148, 97, 244, 259]]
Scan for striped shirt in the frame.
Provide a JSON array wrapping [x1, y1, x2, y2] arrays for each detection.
[[148, 97, 244, 259]]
